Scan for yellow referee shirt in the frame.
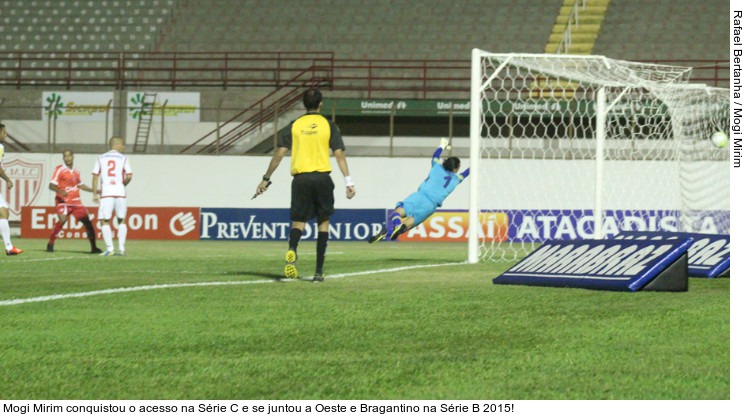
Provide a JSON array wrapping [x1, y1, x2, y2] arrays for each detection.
[[278, 113, 345, 176]]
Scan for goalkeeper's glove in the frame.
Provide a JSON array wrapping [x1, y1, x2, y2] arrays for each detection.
[[439, 137, 451, 150]]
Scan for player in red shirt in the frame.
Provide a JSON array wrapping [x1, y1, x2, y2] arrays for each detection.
[[47, 150, 102, 253]]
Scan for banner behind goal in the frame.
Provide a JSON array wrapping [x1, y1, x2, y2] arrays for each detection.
[[468, 50, 730, 263]]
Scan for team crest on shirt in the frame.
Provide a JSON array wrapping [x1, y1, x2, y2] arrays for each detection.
[[0, 158, 45, 217]]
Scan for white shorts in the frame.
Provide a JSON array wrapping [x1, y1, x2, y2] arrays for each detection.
[[98, 197, 127, 220]]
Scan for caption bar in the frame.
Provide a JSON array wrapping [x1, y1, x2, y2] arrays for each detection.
[[733, 10, 742, 168]]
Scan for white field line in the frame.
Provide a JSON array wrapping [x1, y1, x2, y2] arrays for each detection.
[[0, 261, 467, 307], [0, 256, 91, 263], [0, 254, 257, 264], [324, 262, 467, 279]]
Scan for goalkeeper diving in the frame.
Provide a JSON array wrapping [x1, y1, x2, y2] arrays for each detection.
[[368, 138, 470, 243]]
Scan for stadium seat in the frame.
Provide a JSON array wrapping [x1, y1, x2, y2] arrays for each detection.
[[145, 0, 550, 60], [2, 0, 174, 52], [594, 0, 726, 60]]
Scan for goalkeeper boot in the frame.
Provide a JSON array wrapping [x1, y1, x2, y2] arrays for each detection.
[[390, 224, 408, 241], [312, 273, 325, 282], [284, 249, 299, 279], [367, 229, 386, 243], [46, 243, 54, 252]]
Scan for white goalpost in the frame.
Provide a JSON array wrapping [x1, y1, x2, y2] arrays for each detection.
[[468, 49, 730, 264]]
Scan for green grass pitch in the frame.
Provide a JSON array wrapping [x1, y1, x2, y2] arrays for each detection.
[[0, 238, 729, 400]]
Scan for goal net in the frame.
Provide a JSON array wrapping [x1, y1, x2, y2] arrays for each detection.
[[467, 51, 730, 263]]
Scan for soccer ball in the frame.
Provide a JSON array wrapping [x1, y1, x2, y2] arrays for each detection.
[[710, 131, 729, 148]]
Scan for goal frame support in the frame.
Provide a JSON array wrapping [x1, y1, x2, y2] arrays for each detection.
[[467, 49, 483, 264]]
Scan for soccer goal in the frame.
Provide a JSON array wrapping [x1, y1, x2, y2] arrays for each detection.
[[468, 50, 730, 263]]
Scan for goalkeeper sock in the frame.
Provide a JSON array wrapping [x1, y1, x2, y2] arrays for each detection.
[[288, 228, 302, 252], [390, 213, 402, 225], [315, 231, 328, 275], [387, 213, 402, 236]]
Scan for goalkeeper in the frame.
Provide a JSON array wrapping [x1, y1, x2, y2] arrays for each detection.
[[368, 138, 469, 243]]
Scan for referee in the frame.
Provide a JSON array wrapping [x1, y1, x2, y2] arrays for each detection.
[[255, 88, 356, 282]]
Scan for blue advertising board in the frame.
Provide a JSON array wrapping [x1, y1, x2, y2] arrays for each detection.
[[493, 237, 693, 292], [612, 232, 730, 278], [199, 208, 385, 241], [502, 209, 729, 242]]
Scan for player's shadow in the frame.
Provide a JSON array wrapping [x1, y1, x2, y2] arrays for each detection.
[[40, 249, 101, 255]]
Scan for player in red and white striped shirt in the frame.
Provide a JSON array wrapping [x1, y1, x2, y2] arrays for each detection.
[[92, 137, 133, 256], [47, 150, 101, 253]]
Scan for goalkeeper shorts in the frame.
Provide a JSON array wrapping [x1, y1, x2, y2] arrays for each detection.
[[396, 192, 437, 226]]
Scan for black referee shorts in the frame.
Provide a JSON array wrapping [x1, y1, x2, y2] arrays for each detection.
[[290, 172, 335, 222]]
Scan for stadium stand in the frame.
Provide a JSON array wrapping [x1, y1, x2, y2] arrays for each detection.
[[593, 0, 728, 61], [156, 0, 558, 60], [0, 0, 730, 154], [0, 0, 174, 52], [0, 0, 727, 90]]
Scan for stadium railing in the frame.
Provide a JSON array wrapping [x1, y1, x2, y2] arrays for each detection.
[[0, 51, 729, 92], [0, 52, 730, 155]]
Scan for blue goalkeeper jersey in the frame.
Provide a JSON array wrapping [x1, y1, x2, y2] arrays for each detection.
[[417, 159, 463, 207]]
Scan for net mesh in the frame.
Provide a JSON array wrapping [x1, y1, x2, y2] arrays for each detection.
[[474, 53, 729, 263]]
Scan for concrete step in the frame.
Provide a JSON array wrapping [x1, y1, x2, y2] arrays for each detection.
[[544, 42, 594, 54], [549, 32, 598, 43], [562, 0, 610, 6], [560, 5, 608, 14], [550, 24, 603, 36], [554, 14, 605, 25], [529, 79, 580, 99], [555, 23, 601, 33]]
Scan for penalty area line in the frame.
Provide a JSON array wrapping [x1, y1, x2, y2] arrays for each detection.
[[0, 261, 468, 306]]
